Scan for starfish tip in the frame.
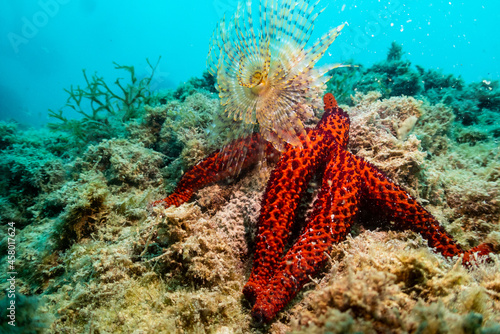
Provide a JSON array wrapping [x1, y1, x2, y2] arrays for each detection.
[[324, 93, 338, 109]]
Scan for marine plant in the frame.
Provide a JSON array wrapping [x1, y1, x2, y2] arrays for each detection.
[[172, 71, 217, 102], [357, 41, 422, 97], [0, 121, 17, 150], [208, 0, 346, 151], [324, 41, 500, 148], [0, 143, 66, 226], [325, 62, 362, 106], [0, 293, 50, 333], [325, 42, 423, 105], [48, 58, 160, 149]]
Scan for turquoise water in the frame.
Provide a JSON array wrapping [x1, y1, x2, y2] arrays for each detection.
[[0, 0, 499, 126], [1, 1, 500, 332]]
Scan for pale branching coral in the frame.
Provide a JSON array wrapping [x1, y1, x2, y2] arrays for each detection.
[[208, 0, 345, 151]]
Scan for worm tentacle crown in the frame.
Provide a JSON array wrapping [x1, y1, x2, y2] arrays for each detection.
[[208, 0, 346, 151]]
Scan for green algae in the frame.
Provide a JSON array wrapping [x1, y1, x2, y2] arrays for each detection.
[[326, 42, 500, 149], [0, 293, 51, 333], [171, 70, 218, 102], [0, 121, 17, 150], [48, 58, 161, 151]]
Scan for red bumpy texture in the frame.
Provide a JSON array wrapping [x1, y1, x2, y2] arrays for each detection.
[[151, 133, 277, 207], [152, 93, 494, 323]]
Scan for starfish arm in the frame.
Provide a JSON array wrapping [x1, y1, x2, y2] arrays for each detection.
[[251, 148, 361, 323], [354, 155, 494, 262], [151, 133, 269, 207], [243, 93, 350, 301], [317, 93, 350, 150], [243, 134, 326, 302]]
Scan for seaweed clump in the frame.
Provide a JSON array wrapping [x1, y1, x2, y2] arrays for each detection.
[[359, 41, 422, 97], [288, 231, 500, 334], [0, 293, 51, 333], [327, 41, 422, 102], [326, 42, 500, 148], [0, 121, 17, 150], [172, 71, 217, 101], [48, 58, 161, 150], [0, 131, 67, 226]]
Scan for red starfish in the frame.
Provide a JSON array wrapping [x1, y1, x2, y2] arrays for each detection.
[[152, 93, 494, 323]]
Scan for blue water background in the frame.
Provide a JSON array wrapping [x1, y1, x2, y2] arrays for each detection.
[[0, 0, 499, 127]]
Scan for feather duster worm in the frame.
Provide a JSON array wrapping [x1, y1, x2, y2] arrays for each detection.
[[208, 0, 346, 151]]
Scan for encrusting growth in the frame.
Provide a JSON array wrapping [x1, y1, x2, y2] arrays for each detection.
[[207, 0, 346, 151]]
